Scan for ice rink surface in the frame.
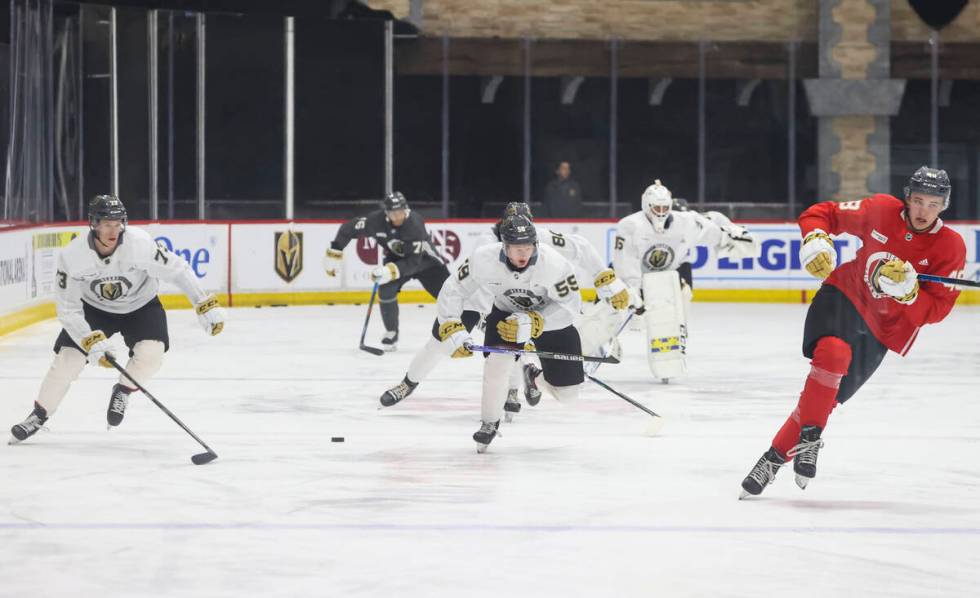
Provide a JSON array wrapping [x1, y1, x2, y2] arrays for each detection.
[[1, 301, 979, 597]]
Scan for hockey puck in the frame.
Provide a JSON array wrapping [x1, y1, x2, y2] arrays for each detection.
[[331, 437, 345, 443]]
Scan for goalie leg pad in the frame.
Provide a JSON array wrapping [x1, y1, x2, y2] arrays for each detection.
[[642, 271, 688, 380], [118, 340, 165, 389], [36, 347, 87, 414], [575, 300, 625, 358]]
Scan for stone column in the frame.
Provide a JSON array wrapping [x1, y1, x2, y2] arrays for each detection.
[[804, 0, 905, 202]]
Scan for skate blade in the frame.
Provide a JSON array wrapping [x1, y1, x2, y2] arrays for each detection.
[[383, 345, 398, 353], [795, 474, 810, 490], [8, 435, 22, 445], [476, 443, 489, 454], [504, 413, 514, 423], [738, 489, 752, 500]]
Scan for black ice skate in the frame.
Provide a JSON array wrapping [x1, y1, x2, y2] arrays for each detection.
[[381, 331, 399, 352], [107, 384, 133, 428], [522, 363, 542, 406], [787, 425, 825, 490], [473, 420, 500, 453], [380, 376, 418, 407], [739, 447, 786, 499], [9, 403, 49, 444], [504, 389, 522, 423]]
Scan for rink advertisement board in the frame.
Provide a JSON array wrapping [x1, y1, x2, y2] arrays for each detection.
[[2, 219, 980, 333]]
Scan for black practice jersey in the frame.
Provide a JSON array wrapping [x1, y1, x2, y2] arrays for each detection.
[[330, 209, 443, 277]]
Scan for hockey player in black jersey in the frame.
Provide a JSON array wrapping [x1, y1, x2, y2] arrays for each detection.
[[323, 191, 450, 351]]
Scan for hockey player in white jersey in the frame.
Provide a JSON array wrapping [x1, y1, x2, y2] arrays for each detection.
[[435, 214, 585, 452], [613, 180, 758, 381], [379, 203, 630, 423], [9, 195, 227, 443]]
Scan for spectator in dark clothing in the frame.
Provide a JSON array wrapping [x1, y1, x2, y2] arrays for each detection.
[[543, 161, 583, 218]]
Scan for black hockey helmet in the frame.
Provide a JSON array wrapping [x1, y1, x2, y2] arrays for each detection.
[[904, 166, 951, 210], [498, 214, 537, 245], [383, 191, 409, 213], [672, 197, 689, 212], [502, 202, 533, 219], [88, 194, 127, 228]]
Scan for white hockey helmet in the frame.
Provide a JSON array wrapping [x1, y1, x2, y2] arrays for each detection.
[[641, 180, 673, 232]]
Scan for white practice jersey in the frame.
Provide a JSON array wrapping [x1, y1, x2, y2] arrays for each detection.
[[56, 227, 210, 345], [613, 210, 723, 289], [464, 225, 608, 314], [438, 243, 582, 332]]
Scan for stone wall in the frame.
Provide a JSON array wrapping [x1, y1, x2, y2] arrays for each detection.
[[368, 0, 980, 42]]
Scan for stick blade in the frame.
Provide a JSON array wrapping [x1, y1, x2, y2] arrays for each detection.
[[191, 451, 218, 465], [360, 345, 385, 356]]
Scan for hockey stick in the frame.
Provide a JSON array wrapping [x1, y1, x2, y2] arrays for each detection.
[[358, 282, 385, 356], [106, 355, 218, 465], [587, 309, 637, 376], [586, 374, 661, 419], [917, 273, 980, 289], [465, 343, 619, 364]]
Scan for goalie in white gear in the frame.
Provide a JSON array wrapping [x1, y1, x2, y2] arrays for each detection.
[[379, 202, 631, 422], [435, 214, 585, 452], [613, 180, 759, 381], [9, 194, 227, 444]]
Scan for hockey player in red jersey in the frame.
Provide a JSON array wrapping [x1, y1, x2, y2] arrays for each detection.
[[740, 166, 966, 499]]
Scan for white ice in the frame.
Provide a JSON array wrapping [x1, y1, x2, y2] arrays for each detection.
[[1, 301, 979, 597]]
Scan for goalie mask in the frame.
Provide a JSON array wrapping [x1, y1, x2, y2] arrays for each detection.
[[641, 180, 673, 233]]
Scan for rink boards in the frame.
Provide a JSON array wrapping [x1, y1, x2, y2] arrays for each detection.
[[2, 219, 979, 335]]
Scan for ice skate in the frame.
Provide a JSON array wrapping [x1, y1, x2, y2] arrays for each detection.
[[107, 384, 132, 428], [9, 403, 49, 444], [522, 363, 542, 406], [381, 331, 398, 352], [504, 389, 522, 423], [473, 420, 500, 453], [739, 447, 786, 499], [380, 376, 417, 408], [787, 425, 824, 490]]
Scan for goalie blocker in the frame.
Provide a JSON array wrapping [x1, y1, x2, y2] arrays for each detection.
[[642, 270, 688, 382]]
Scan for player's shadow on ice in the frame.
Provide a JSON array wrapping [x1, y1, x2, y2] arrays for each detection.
[[776, 499, 967, 515]]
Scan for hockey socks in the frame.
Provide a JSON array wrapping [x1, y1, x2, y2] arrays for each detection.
[[771, 336, 850, 458]]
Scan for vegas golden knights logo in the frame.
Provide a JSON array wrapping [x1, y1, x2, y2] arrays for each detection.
[[99, 281, 123, 300], [274, 231, 303, 282]]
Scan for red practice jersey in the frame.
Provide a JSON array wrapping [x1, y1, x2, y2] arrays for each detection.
[[799, 194, 966, 355]]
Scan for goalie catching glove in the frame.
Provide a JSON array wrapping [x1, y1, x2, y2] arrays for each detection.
[[322, 248, 343, 278], [81, 330, 115, 368], [872, 259, 919, 304], [799, 229, 836, 279], [438, 320, 472, 358], [593, 269, 631, 310], [497, 311, 544, 344], [195, 295, 227, 336]]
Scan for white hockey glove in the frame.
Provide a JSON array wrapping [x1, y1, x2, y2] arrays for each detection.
[[496, 311, 544, 344], [438, 320, 472, 358], [718, 225, 760, 260], [799, 229, 836, 279], [195, 295, 227, 336], [322, 248, 343, 278], [873, 259, 919, 304], [371, 263, 399, 284], [594, 269, 630, 310], [81, 330, 116, 368]]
